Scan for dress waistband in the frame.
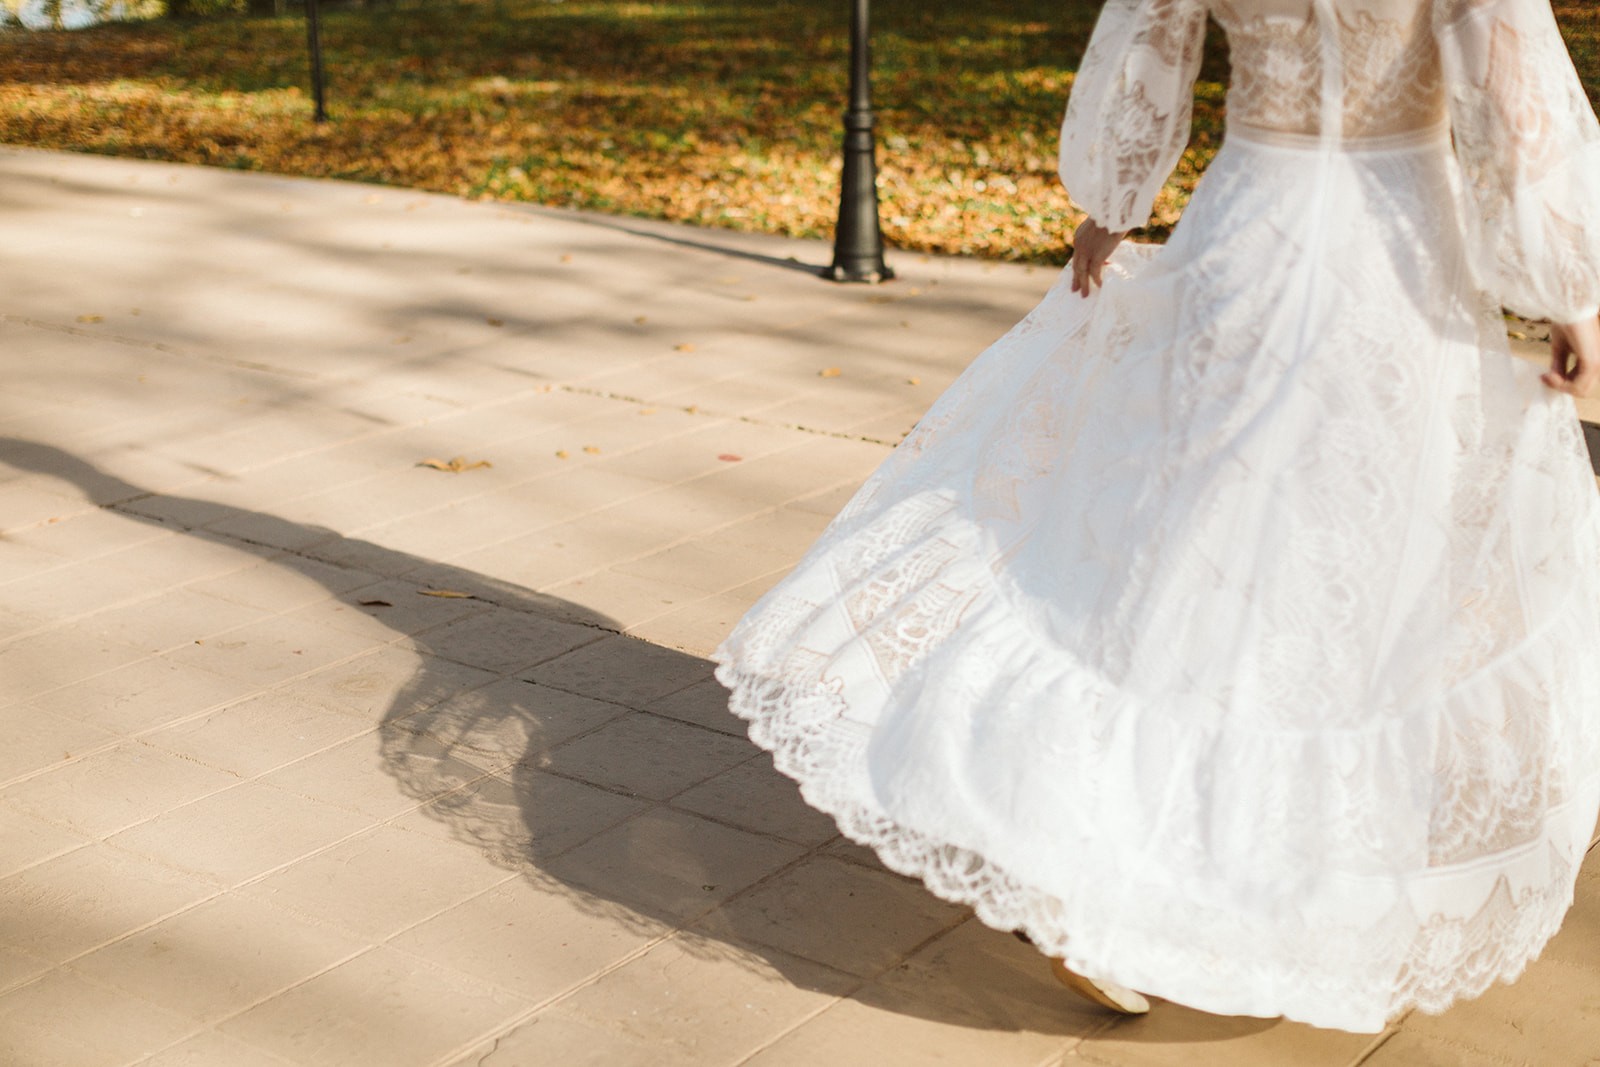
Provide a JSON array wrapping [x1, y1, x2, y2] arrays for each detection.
[[1226, 119, 1451, 153]]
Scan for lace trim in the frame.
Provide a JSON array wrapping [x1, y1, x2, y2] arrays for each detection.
[[713, 627, 1598, 1032]]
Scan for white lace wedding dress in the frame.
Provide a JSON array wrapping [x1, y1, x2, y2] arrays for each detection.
[[713, 0, 1600, 1032]]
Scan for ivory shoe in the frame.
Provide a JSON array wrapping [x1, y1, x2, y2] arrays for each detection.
[[1050, 958, 1151, 1015]]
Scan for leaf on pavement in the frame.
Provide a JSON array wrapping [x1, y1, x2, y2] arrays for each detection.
[[556, 449, 570, 458], [582, 445, 600, 454], [819, 366, 842, 377], [420, 590, 475, 598], [486, 317, 504, 327], [718, 453, 742, 462], [418, 456, 492, 472], [359, 599, 393, 607], [76, 314, 103, 323], [674, 343, 696, 352]]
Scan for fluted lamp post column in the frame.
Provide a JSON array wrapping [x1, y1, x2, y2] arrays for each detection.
[[827, 0, 893, 283]]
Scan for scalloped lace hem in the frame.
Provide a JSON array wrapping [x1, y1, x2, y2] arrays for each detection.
[[712, 654, 1594, 1033]]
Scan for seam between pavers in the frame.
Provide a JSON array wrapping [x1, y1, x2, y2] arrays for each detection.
[[1, 376, 884, 622], [557, 384, 909, 449], [427, 927, 688, 1067], [1345, 1025, 1405, 1067], [718, 907, 979, 1067], [1031, 1028, 1106, 1067], [429, 841, 871, 1067], [0, 592, 613, 797], [617, 561, 798, 637]]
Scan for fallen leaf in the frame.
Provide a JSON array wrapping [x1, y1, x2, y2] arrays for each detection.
[[76, 314, 103, 323], [359, 599, 393, 607], [420, 590, 475, 598], [907, 377, 921, 385], [635, 315, 647, 323], [674, 343, 696, 352], [639, 407, 658, 415], [685, 404, 700, 414], [582, 445, 600, 454], [555, 449, 570, 459], [560, 254, 573, 262], [418, 456, 492, 472], [718, 453, 742, 462], [819, 366, 842, 377], [486, 317, 504, 327]]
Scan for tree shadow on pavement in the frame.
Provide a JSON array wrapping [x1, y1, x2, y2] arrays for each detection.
[[0, 435, 1276, 1043]]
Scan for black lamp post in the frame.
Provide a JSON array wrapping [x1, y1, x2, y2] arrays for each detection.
[[305, 0, 328, 123], [827, 0, 893, 283]]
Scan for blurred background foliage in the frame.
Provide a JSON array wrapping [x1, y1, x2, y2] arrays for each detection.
[[0, 1, 1595, 264]]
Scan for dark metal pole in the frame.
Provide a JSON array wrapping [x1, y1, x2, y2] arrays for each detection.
[[305, 0, 328, 123], [827, 0, 893, 283]]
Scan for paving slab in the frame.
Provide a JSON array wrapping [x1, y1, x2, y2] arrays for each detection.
[[0, 145, 1596, 1067]]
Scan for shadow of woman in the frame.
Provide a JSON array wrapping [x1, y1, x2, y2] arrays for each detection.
[[0, 436, 1278, 1043]]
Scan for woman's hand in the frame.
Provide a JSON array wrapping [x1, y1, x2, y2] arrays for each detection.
[[1545, 316, 1600, 398], [1070, 218, 1128, 297]]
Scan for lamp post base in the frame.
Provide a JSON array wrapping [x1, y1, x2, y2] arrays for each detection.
[[825, 261, 895, 284]]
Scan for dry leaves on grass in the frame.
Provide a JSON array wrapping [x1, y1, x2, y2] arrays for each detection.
[[418, 456, 492, 472], [4, 2, 1595, 263]]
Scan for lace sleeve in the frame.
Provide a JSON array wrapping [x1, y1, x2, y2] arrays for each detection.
[[1057, 0, 1208, 233], [1438, 0, 1600, 322]]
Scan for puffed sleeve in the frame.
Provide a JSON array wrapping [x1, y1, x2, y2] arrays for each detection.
[[1438, 0, 1600, 323], [1058, 0, 1208, 233]]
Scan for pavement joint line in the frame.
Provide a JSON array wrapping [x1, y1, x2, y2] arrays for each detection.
[[0, 576, 591, 795], [1345, 1025, 1405, 1066], [8, 778, 536, 997], [431, 926, 683, 1067], [558, 382, 908, 448], [0, 310, 326, 382], [435, 829, 888, 1067], [721, 901, 976, 1067]]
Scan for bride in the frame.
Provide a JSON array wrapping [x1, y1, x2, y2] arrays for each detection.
[[714, 0, 1600, 1032]]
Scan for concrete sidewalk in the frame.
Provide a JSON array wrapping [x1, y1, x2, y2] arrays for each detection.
[[0, 145, 1594, 1067]]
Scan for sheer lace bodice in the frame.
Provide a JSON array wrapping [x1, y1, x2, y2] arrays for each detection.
[[1217, 0, 1446, 140], [1059, 0, 1600, 321]]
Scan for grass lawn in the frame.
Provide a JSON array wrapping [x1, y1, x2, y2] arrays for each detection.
[[0, 0, 1597, 265]]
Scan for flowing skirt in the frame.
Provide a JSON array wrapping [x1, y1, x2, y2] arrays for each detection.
[[712, 125, 1600, 1032]]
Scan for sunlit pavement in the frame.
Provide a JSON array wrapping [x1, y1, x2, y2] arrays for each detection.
[[0, 145, 1595, 1067]]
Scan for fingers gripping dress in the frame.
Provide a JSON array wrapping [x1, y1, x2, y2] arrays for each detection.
[[713, 0, 1600, 1032]]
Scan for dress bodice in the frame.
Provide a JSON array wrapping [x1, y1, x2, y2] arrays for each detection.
[[1214, 0, 1447, 141], [1057, 0, 1600, 323]]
